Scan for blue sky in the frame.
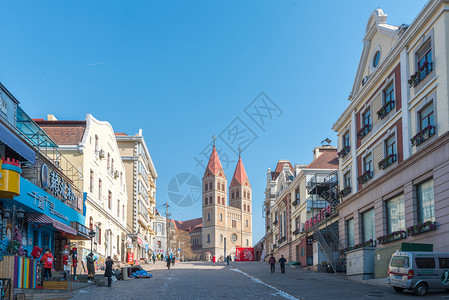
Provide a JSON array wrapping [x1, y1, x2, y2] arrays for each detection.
[[0, 0, 426, 243]]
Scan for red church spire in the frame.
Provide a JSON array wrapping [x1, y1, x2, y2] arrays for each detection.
[[205, 136, 223, 175], [232, 148, 249, 186]]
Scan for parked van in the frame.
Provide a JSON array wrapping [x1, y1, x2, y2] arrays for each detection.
[[388, 251, 449, 296]]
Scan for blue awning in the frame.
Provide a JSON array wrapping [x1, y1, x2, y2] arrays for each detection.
[[0, 121, 36, 164]]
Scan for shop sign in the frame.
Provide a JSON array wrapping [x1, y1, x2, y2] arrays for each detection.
[[137, 236, 143, 246], [127, 252, 134, 264], [304, 204, 332, 231], [71, 221, 90, 239], [41, 164, 77, 203], [28, 191, 69, 221], [127, 237, 132, 248]]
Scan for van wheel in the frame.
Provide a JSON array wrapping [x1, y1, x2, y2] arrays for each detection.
[[393, 287, 404, 293], [414, 282, 428, 296]]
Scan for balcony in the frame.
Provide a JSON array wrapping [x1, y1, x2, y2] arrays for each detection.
[[273, 220, 278, 226], [357, 124, 371, 140], [293, 229, 300, 236], [377, 100, 395, 120], [378, 154, 397, 170], [408, 62, 433, 88], [339, 186, 352, 197], [411, 125, 435, 147], [337, 146, 350, 159], [292, 199, 300, 206], [278, 236, 286, 244], [357, 171, 373, 184]]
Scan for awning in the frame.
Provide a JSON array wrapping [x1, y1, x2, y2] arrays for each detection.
[[27, 213, 77, 235], [0, 121, 36, 164]]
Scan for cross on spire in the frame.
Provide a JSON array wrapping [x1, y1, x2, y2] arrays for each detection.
[[238, 147, 242, 158], [212, 135, 217, 146]]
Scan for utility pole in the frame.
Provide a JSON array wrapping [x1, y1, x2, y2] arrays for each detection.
[[164, 201, 171, 257]]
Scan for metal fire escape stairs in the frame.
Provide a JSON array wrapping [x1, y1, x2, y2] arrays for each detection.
[[307, 170, 346, 273]]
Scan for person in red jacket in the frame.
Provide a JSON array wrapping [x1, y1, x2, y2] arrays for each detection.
[[41, 249, 54, 281], [212, 255, 216, 266]]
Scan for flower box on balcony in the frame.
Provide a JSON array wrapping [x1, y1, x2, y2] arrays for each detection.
[[377, 100, 395, 120], [378, 154, 397, 170], [292, 199, 300, 206], [293, 229, 300, 236], [407, 221, 436, 236], [377, 230, 406, 245], [273, 220, 278, 226], [357, 124, 372, 139], [411, 125, 435, 147], [338, 146, 350, 158], [339, 186, 352, 197], [357, 171, 373, 184], [278, 237, 286, 244], [342, 239, 376, 253], [408, 62, 433, 88]]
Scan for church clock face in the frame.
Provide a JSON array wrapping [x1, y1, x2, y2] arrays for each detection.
[[231, 234, 237, 243]]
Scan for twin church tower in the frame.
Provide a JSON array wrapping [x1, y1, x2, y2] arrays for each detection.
[[201, 140, 252, 259]]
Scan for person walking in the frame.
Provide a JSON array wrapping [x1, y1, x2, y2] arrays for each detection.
[[172, 256, 176, 267], [104, 256, 114, 287], [153, 253, 156, 264], [226, 255, 230, 266], [212, 255, 216, 266], [40, 249, 54, 281], [166, 255, 172, 269], [86, 253, 97, 283], [268, 254, 276, 274], [279, 255, 287, 273]]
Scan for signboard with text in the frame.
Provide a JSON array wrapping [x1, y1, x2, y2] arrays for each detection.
[[235, 247, 254, 261]]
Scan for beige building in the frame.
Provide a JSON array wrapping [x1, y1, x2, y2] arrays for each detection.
[[333, 3, 449, 278], [202, 143, 252, 260], [36, 114, 129, 263], [115, 130, 157, 260]]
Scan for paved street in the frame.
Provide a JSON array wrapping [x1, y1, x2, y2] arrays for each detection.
[[69, 261, 449, 299]]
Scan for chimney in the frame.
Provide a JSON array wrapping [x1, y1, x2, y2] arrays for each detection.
[[47, 114, 58, 121]]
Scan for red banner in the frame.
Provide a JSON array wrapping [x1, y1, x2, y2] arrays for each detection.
[[127, 252, 134, 264], [235, 247, 254, 261]]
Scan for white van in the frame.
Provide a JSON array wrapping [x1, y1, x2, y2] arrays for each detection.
[[388, 251, 449, 296]]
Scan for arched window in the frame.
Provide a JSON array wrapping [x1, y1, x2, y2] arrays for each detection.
[[232, 192, 235, 199], [205, 197, 208, 205], [95, 135, 99, 153], [210, 196, 213, 204], [89, 217, 93, 230], [221, 183, 225, 191], [244, 191, 246, 198], [246, 239, 249, 246], [207, 213, 210, 221], [244, 204, 246, 211], [247, 205, 250, 212], [248, 191, 250, 198], [217, 182, 220, 189], [236, 191, 239, 198], [219, 213, 223, 221], [111, 158, 114, 172], [207, 234, 211, 243], [245, 220, 248, 227], [217, 196, 220, 205], [107, 153, 110, 170], [222, 197, 225, 205], [220, 234, 223, 242]]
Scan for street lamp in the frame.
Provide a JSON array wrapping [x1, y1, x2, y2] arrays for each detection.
[[88, 230, 96, 254]]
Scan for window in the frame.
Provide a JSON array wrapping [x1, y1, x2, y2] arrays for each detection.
[[236, 191, 239, 198], [111, 158, 114, 173], [419, 104, 434, 131], [417, 179, 435, 223], [205, 197, 208, 205], [232, 192, 235, 199], [362, 209, 375, 242], [246, 239, 249, 246], [248, 191, 250, 198], [107, 153, 110, 170], [205, 183, 208, 191], [117, 199, 120, 217], [243, 204, 246, 211], [219, 213, 223, 221], [232, 220, 237, 228], [122, 205, 125, 221], [89, 217, 93, 230], [120, 172, 123, 187], [364, 154, 373, 173], [209, 182, 212, 190], [344, 171, 351, 188], [244, 191, 247, 199], [385, 136, 396, 156], [343, 132, 350, 148], [245, 220, 248, 227], [207, 234, 210, 243], [98, 179, 102, 202], [391, 256, 409, 268], [386, 194, 405, 233], [415, 258, 435, 269], [108, 190, 112, 210], [295, 187, 300, 203], [95, 135, 99, 153], [295, 217, 300, 231], [247, 205, 250, 212], [384, 83, 394, 104], [218, 196, 221, 205], [89, 170, 94, 193], [347, 218, 354, 247], [217, 182, 220, 190], [207, 213, 210, 221], [157, 241, 161, 249], [363, 110, 371, 129], [209, 196, 213, 204], [222, 197, 225, 205], [373, 50, 380, 68], [417, 41, 433, 81], [439, 258, 449, 269], [222, 183, 225, 191]]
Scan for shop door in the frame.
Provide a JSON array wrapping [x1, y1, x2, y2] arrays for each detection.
[[54, 233, 67, 271], [121, 240, 125, 262]]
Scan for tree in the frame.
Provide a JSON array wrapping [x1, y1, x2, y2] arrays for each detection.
[[172, 229, 194, 260]]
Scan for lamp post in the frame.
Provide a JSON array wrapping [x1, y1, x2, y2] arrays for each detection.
[[88, 230, 96, 255]]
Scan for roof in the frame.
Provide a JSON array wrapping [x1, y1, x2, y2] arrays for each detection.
[[271, 160, 293, 180], [34, 120, 86, 145], [205, 145, 223, 175], [305, 149, 339, 170], [232, 157, 249, 185], [171, 217, 202, 233], [114, 132, 128, 136]]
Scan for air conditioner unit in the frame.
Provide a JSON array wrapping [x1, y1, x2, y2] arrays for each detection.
[[114, 170, 120, 179], [99, 149, 105, 159], [300, 222, 305, 233]]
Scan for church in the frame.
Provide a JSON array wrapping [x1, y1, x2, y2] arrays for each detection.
[[174, 141, 253, 261]]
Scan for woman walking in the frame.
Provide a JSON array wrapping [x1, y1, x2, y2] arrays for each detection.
[[86, 253, 97, 283], [104, 256, 114, 287], [166, 255, 172, 269], [40, 249, 54, 281]]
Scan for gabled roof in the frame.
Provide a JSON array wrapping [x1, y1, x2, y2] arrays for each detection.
[[232, 157, 249, 185], [205, 145, 223, 176], [171, 218, 202, 233], [34, 120, 86, 145], [271, 160, 293, 180], [305, 149, 338, 170]]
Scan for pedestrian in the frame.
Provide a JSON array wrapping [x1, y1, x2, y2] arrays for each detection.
[[40, 249, 54, 281], [212, 255, 216, 266], [104, 256, 113, 287], [166, 255, 172, 269], [153, 253, 156, 264], [279, 255, 287, 274], [226, 255, 230, 266], [268, 254, 276, 274], [172, 256, 176, 266], [86, 252, 97, 283]]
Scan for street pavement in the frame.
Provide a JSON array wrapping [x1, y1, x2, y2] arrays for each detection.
[[69, 261, 449, 300]]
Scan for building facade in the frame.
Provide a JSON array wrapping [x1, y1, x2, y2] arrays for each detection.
[[333, 3, 449, 277], [37, 114, 129, 266], [115, 130, 157, 261], [201, 143, 252, 261]]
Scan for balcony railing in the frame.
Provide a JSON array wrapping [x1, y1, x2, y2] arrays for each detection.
[[408, 62, 433, 88], [339, 186, 352, 197], [278, 236, 286, 244], [411, 125, 435, 147], [377, 100, 395, 120], [357, 171, 373, 184], [357, 124, 372, 139], [378, 154, 397, 170], [293, 229, 300, 236], [337, 146, 350, 158], [292, 199, 300, 206]]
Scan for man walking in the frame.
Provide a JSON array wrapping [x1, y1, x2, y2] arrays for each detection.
[[86, 253, 97, 283], [268, 254, 276, 274], [279, 255, 287, 273]]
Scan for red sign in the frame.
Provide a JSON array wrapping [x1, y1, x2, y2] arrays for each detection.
[[127, 252, 134, 264], [235, 247, 254, 261], [137, 237, 143, 246]]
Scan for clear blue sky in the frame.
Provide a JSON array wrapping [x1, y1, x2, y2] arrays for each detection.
[[0, 0, 426, 243]]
